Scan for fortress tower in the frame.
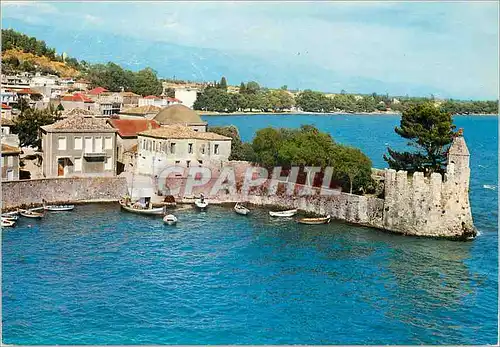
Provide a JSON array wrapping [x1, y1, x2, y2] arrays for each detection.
[[383, 129, 475, 239]]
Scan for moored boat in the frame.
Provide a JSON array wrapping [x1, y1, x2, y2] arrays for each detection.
[[19, 209, 44, 219], [234, 203, 250, 215], [194, 194, 208, 210], [269, 209, 297, 217], [44, 205, 75, 211], [1, 214, 18, 221], [119, 200, 165, 215], [163, 214, 178, 225], [1, 217, 16, 227], [297, 215, 331, 225]]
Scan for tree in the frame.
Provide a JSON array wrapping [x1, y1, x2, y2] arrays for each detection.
[[384, 102, 456, 175], [132, 67, 163, 96], [13, 106, 60, 149], [332, 146, 372, 194], [219, 76, 228, 90], [239, 82, 246, 93], [245, 81, 260, 94], [296, 90, 330, 112]]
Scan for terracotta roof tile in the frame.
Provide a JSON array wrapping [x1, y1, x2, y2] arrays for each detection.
[[61, 93, 94, 103], [2, 104, 12, 110], [41, 115, 115, 132], [108, 119, 160, 138], [1, 143, 21, 154], [120, 105, 162, 115], [88, 87, 108, 95], [138, 124, 231, 141]]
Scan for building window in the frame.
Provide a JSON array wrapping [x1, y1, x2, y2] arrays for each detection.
[[201, 144, 205, 154], [74, 136, 82, 150], [95, 137, 103, 153], [170, 143, 176, 154], [214, 144, 219, 155], [175, 160, 180, 164], [194, 129, 198, 132], [105, 137, 112, 150], [85, 136, 93, 152], [188, 143, 193, 154], [58, 136, 67, 150], [187, 160, 190, 168], [105, 157, 112, 170], [198, 160, 203, 165], [7, 156, 13, 167], [74, 157, 82, 172], [153, 140, 156, 152]]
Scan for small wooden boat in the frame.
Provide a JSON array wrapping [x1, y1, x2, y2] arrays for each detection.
[[19, 209, 44, 219], [269, 209, 297, 217], [194, 197, 208, 210], [1, 217, 16, 227], [234, 203, 250, 215], [297, 215, 331, 225], [119, 201, 164, 215], [44, 204, 75, 211], [163, 214, 178, 225], [1, 214, 18, 221]]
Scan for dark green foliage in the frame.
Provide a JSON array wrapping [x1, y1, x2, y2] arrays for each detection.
[[13, 103, 62, 149], [384, 102, 456, 175], [133, 68, 163, 96], [251, 125, 373, 194], [219, 76, 228, 90]]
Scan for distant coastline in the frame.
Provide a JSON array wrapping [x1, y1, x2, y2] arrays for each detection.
[[197, 110, 498, 117]]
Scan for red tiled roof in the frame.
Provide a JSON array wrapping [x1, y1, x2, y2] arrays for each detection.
[[17, 88, 41, 95], [143, 95, 160, 99], [167, 97, 182, 103], [61, 93, 94, 103], [2, 104, 12, 110], [88, 87, 108, 95], [108, 119, 160, 138]]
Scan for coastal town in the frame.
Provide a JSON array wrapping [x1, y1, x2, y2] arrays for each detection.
[[1, 2, 497, 346]]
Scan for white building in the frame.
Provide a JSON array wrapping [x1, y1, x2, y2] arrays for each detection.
[[174, 88, 198, 109], [136, 124, 231, 177], [138, 95, 182, 108]]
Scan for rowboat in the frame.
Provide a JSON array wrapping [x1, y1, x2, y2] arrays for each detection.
[[119, 201, 165, 215], [194, 197, 208, 210], [298, 215, 331, 225], [269, 209, 297, 217], [1, 217, 16, 227], [19, 209, 44, 219], [1, 214, 18, 221], [234, 203, 250, 215], [163, 214, 178, 225], [44, 205, 75, 211]]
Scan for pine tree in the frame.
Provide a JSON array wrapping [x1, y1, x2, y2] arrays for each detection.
[[220, 76, 227, 90]]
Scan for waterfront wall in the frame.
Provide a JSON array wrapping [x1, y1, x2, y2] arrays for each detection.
[[1, 176, 128, 209]]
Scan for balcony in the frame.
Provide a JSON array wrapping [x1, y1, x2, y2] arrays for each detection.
[[83, 152, 106, 158]]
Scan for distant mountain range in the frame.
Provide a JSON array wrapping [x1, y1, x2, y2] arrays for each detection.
[[2, 18, 452, 98]]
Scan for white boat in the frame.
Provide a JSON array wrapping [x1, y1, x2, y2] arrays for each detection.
[[234, 203, 250, 215], [269, 209, 297, 217], [163, 214, 178, 225], [1, 214, 18, 221], [298, 215, 331, 225], [194, 195, 208, 210], [44, 204, 75, 211], [119, 201, 165, 215], [1, 218, 16, 227], [19, 209, 44, 219]]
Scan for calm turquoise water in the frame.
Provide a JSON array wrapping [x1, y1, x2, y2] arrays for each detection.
[[2, 114, 498, 344]]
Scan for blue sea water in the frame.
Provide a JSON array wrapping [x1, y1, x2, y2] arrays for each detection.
[[2, 114, 498, 345]]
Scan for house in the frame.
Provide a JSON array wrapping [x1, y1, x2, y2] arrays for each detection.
[[16, 88, 44, 108], [120, 91, 141, 108], [119, 105, 162, 119], [1, 88, 19, 106], [60, 93, 97, 113], [87, 87, 109, 97], [174, 87, 198, 109], [30, 74, 58, 87], [107, 118, 161, 174], [1, 117, 15, 136], [152, 104, 207, 132], [1, 143, 21, 181], [136, 124, 232, 176], [1, 104, 13, 119], [74, 79, 90, 91], [138, 95, 181, 108], [40, 115, 117, 177]]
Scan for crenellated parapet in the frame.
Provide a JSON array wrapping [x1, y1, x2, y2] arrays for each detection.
[[382, 133, 475, 239]]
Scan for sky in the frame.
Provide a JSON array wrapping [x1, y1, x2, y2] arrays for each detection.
[[1, 1, 499, 100]]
